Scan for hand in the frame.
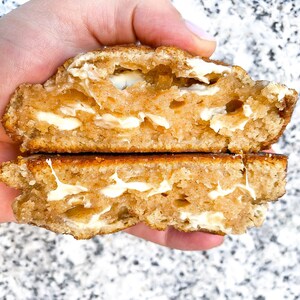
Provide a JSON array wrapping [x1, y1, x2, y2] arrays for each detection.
[[0, 0, 223, 250]]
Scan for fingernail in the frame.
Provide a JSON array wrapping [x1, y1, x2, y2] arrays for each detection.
[[185, 20, 216, 42]]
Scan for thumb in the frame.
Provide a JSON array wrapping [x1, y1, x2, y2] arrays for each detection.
[[85, 0, 216, 57], [133, 0, 216, 57]]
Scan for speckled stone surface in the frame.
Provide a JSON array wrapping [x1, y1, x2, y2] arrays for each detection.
[[0, 0, 299, 299]]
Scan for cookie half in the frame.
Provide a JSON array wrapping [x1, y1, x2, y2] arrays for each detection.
[[3, 46, 297, 153], [0, 153, 287, 238]]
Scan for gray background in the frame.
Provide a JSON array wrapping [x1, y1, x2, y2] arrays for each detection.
[[0, 0, 299, 299]]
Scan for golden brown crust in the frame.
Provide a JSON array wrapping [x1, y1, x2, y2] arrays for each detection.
[[1, 152, 287, 170]]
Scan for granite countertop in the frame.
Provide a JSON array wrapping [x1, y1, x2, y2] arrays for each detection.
[[0, 0, 299, 299]]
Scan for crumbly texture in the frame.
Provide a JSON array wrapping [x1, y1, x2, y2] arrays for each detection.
[[2, 46, 298, 153], [0, 153, 287, 239]]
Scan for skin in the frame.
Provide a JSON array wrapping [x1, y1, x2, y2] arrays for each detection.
[[0, 0, 224, 250]]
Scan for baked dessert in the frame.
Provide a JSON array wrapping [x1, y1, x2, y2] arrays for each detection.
[[0, 153, 287, 239], [2, 46, 297, 153]]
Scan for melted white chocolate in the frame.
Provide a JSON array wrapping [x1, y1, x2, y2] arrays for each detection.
[[243, 104, 253, 117], [147, 179, 172, 197], [180, 211, 231, 233], [202, 103, 253, 133], [262, 82, 294, 102], [186, 58, 231, 84], [100, 172, 172, 198], [60, 102, 95, 116], [179, 84, 220, 96], [109, 71, 144, 90], [65, 206, 112, 230], [208, 169, 256, 200], [46, 159, 88, 201], [67, 195, 92, 208], [68, 62, 105, 80], [210, 118, 248, 132], [94, 113, 170, 129], [200, 106, 227, 121], [95, 114, 141, 129], [100, 172, 152, 198], [36, 112, 82, 130], [138, 113, 170, 129]]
